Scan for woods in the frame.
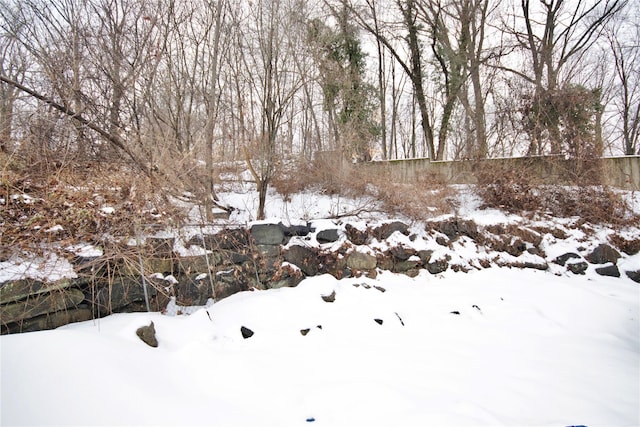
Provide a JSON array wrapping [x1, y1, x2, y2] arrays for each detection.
[[0, 0, 638, 217]]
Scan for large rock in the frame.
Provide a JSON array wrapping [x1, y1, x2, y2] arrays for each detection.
[[345, 224, 369, 245], [427, 259, 449, 274], [553, 252, 581, 266], [567, 261, 588, 275], [214, 267, 249, 300], [586, 244, 621, 264], [1, 288, 85, 324], [136, 321, 158, 347], [2, 308, 93, 334], [429, 219, 478, 241], [347, 252, 377, 271], [626, 270, 640, 283], [251, 224, 285, 245], [202, 228, 251, 250], [175, 274, 213, 306], [284, 245, 319, 276], [316, 229, 340, 244], [1, 279, 75, 305], [595, 264, 620, 278], [374, 221, 409, 240], [94, 277, 155, 316]]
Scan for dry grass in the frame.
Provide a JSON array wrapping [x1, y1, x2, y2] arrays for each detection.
[[473, 161, 636, 225]]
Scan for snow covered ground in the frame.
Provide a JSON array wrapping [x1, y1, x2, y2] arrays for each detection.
[[1, 186, 639, 426]]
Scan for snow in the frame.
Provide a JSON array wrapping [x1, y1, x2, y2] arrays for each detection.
[[1, 269, 638, 426], [1, 184, 639, 426], [0, 252, 77, 283]]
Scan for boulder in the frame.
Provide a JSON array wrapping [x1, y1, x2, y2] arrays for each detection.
[[284, 245, 319, 276], [417, 250, 433, 264], [94, 278, 154, 316], [427, 259, 449, 274], [345, 224, 369, 245], [567, 261, 589, 275], [389, 245, 415, 261], [316, 229, 340, 244], [595, 264, 620, 278], [1, 288, 85, 324], [256, 244, 280, 258], [626, 270, 640, 283], [586, 244, 621, 264], [374, 221, 409, 240], [214, 267, 249, 300], [175, 274, 212, 306], [553, 252, 581, 266], [279, 222, 313, 237], [251, 224, 284, 245], [1, 279, 76, 305], [203, 228, 251, 250], [2, 308, 93, 334], [136, 321, 158, 347], [347, 252, 377, 271]]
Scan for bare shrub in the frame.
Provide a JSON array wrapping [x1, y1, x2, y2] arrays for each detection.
[[474, 160, 635, 225]]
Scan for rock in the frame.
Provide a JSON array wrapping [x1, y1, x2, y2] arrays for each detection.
[[374, 318, 383, 325], [284, 245, 319, 276], [395, 312, 405, 326], [316, 229, 340, 244], [430, 219, 478, 241], [522, 262, 548, 271], [145, 237, 174, 257], [586, 244, 621, 264], [176, 255, 217, 274], [175, 274, 212, 306], [374, 221, 409, 240], [450, 311, 461, 315], [389, 245, 414, 261], [94, 278, 155, 316], [567, 261, 588, 275], [214, 267, 249, 300], [345, 224, 369, 245], [0, 279, 76, 305], [241, 326, 254, 339], [250, 224, 284, 245], [374, 285, 386, 293], [436, 236, 449, 246], [393, 259, 421, 273], [279, 222, 313, 237], [256, 244, 280, 258], [203, 228, 251, 250], [553, 252, 581, 266], [136, 321, 158, 347], [417, 250, 433, 264], [427, 259, 449, 274], [321, 290, 336, 303], [347, 252, 377, 271], [626, 270, 640, 283], [1, 288, 85, 324], [2, 308, 93, 335], [595, 264, 620, 278]]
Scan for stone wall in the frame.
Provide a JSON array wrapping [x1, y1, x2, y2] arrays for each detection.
[[2, 220, 638, 334], [362, 156, 640, 190]]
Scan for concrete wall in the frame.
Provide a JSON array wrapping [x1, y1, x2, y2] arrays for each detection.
[[362, 156, 640, 190]]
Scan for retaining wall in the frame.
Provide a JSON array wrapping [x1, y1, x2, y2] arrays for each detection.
[[362, 156, 640, 190]]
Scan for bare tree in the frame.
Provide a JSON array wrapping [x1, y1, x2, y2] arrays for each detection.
[[506, 0, 625, 155], [609, 12, 640, 155]]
